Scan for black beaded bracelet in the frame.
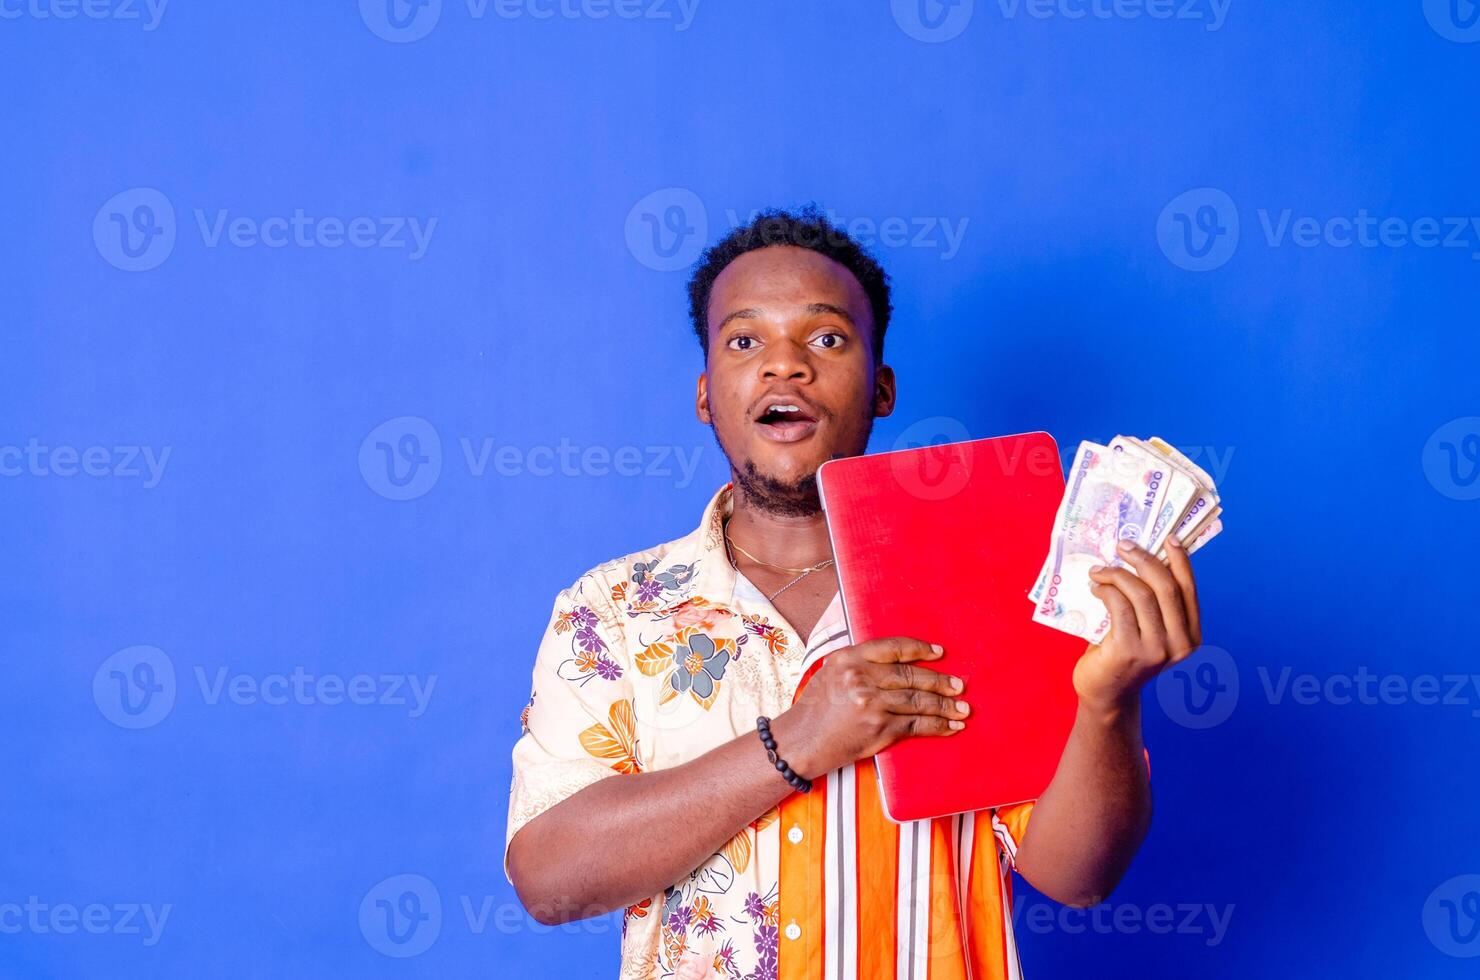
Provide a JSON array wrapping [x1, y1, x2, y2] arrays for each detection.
[[756, 716, 812, 793]]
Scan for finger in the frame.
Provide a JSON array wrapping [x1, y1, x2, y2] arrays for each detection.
[[857, 636, 943, 665], [878, 688, 970, 720], [1087, 568, 1141, 643], [1116, 538, 1178, 592], [1089, 565, 1163, 646], [1164, 534, 1202, 648], [873, 661, 966, 696], [896, 713, 964, 737], [1116, 540, 1194, 656]]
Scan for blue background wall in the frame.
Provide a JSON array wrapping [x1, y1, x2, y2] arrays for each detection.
[[3, 0, 1478, 976]]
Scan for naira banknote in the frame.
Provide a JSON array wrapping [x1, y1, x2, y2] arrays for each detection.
[[1030, 435, 1225, 643], [1114, 436, 1196, 554], [1141, 436, 1223, 556], [1030, 441, 1170, 641], [1029, 438, 1174, 603]]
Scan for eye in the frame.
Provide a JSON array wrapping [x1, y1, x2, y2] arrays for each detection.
[[727, 335, 759, 352], [812, 332, 845, 350]]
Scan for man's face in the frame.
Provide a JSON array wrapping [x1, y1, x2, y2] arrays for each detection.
[[696, 245, 896, 515]]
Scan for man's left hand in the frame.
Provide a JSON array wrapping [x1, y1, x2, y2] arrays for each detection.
[[1072, 535, 1203, 716]]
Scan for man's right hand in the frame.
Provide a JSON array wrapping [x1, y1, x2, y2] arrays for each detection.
[[770, 637, 969, 780]]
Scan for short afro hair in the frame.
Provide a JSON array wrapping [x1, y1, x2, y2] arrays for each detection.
[[686, 205, 893, 363]]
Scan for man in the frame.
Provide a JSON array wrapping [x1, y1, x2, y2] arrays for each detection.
[[504, 208, 1204, 979]]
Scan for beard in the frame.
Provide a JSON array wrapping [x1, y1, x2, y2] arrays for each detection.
[[733, 458, 823, 517], [708, 405, 876, 518]]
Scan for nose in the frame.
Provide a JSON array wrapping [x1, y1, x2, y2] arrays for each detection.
[[759, 338, 815, 383]]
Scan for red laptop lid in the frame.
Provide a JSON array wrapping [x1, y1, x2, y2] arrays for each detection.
[[817, 431, 1084, 822]]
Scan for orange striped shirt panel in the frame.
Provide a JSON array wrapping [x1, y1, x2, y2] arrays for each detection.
[[778, 622, 1032, 980]]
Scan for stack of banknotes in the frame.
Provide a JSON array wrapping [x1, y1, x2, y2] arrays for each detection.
[[1030, 436, 1223, 642]]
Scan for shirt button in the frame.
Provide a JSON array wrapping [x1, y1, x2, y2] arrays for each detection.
[[787, 824, 804, 845], [784, 920, 801, 941]]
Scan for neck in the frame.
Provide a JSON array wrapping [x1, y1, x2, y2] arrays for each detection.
[[725, 481, 834, 567]]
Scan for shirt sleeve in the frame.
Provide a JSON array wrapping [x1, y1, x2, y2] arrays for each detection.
[[991, 802, 1035, 871], [504, 571, 636, 885]]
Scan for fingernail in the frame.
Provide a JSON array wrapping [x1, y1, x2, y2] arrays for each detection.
[[948, 676, 964, 693], [930, 643, 944, 655], [948, 720, 965, 730], [955, 700, 970, 715], [1167, 534, 1184, 549], [1117, 540, 1135, 553], [1088, 564, 1106, 573]]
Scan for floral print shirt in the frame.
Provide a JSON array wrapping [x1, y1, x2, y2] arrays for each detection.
[[506, 485, 1035, 980]]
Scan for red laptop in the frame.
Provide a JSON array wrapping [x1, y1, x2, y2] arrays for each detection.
[[816, 431, 1085, 822]]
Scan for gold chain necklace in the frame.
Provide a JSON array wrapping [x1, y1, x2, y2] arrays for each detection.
[[722, 525, 835, 602]]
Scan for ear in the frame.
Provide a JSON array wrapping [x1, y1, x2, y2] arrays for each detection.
[[695, 371, 712, 424], [873, 363, 897, 419]]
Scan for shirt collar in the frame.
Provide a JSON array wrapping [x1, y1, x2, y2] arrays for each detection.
[[661, 483, 739, 608], [671, 483, 850, 651]]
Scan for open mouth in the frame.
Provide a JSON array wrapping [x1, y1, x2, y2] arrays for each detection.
[[754, 402, 820, 443]]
